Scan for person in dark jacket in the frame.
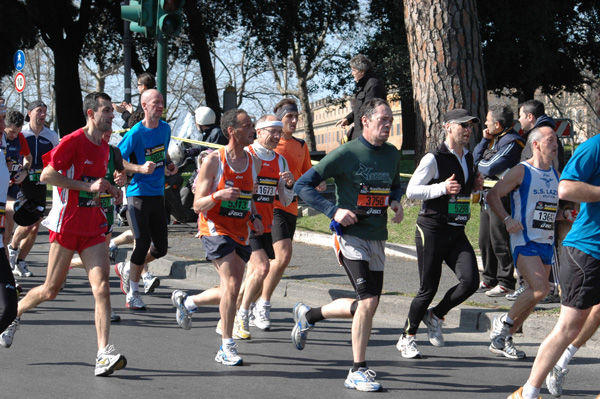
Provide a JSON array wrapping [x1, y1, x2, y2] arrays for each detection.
[[185, 106, 228, 157], [473, 103, 524, 297], [336, 54, 386, 142]]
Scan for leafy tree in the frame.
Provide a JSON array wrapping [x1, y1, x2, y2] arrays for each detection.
[[404, 0, 487, 159], [238, 0, 358, 151], [0, 0, 37, 81], [478, 0, 600, 102]]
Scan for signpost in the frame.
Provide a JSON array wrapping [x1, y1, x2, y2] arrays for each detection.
[[14, 50, 26, 113]]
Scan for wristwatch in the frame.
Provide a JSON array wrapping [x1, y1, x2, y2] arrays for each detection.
[[249, 214, 262, 222]]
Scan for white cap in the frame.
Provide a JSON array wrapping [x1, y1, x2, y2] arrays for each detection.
[[195, 106, 216, 126]]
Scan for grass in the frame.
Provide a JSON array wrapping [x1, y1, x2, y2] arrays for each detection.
[[297, 198, 482, 252]]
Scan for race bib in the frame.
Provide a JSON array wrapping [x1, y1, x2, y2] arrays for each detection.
[[356, 183, 389, 217], [219, 191, 252, 219], [253, 177, 278, 203], [29, 168, 43, 184], [533, 201, 557, 230], [78, 176, 101, 207], [145, 144, 166, 168], [100, 194, 114, 226], [447, 194, 471, 224]]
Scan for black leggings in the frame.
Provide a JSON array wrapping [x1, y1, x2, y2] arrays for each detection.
[[128, 196, 169, 266], [404, 217, 479, 335], [0, 250, 17, 332]]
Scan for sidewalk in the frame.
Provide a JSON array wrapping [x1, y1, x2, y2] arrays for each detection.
[[119, 221, 600, 350]]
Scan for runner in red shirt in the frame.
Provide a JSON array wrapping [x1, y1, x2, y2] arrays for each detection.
[[0, 92, 127, 377]]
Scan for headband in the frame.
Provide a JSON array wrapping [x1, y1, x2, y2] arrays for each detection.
[[256, 120, 283, 130], [275, 103, 298, 120]]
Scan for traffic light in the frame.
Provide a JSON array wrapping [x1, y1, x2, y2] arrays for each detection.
[[121, 0, 156, 38], [157, 0, 185, 37]]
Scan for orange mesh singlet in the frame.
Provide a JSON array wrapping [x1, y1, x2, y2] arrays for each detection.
[[273, 135, 312, 215], [199, 147, 256, 245]]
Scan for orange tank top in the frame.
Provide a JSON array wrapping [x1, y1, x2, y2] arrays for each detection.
[[199, 147, 256, 245], [273, 135, 312, 215], [247, 145, 285, 233]]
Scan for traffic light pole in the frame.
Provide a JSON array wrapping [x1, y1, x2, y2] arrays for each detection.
[[157, 31, 167, 105]]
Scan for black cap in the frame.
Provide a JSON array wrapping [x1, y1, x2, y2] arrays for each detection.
[[443, 108, 480, 124], [13, 199, 44, 227], [27, 100, 47, 112]]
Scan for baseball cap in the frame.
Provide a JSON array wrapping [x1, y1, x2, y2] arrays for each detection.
[[27, 100, 47, 112], [443, 108, 480, 124]]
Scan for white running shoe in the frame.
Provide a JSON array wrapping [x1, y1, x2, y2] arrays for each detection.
[[142, 271, 160, 294], [126, 291, 146, 310], [253, 300, 271, 330], [215, 342, 243, 366], [0, 318, 20, 348], [486, 285, 513, 297], [13, 260, 33, 277], [115, 262, 130, 295], [396, 334, 421, 359], [489, 313, 511, 354], [171, 290, 192, 330], [423, 307, 445, 347], [501, 337, 526, 359], [506, 285, 525, 301], [546, 364, 568, 397], [291, 302, 313, 350], [344, 368, 382, 392], [8, 245, 18, 270], [95, 344, 127, 376], [248, 302, 256, 327], [215, 319, 223, 335], [233, 311, 251, 340]]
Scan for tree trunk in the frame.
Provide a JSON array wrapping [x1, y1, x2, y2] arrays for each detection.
[[297, 76, 316, 151], [184, 2, 221, 122], [403, 0, 487, 160]]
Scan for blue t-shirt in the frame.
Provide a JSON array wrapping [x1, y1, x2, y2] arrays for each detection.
[[561, 134, 600, 260], [118, 120, 171, 197]]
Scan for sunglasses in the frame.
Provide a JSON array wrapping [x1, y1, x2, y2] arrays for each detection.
[[455, 122, 473, 128]]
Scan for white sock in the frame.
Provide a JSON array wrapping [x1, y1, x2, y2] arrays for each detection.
[[184, 297, 197, 312], [130, 281, 139, 292], [522, 381, 540, 399], [557, 344, 578, 369], [505, 314, 514, 325], [222, 338, 234, 346], [258, 299, 270, 306]]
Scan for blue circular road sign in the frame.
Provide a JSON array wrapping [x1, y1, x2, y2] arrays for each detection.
[[14, 50, 25, 71]]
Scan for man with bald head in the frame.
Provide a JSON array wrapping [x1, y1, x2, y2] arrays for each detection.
[[116, 89, 177, 310]]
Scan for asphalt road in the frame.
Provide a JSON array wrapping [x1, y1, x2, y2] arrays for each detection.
[[1, 224, 598, 398]]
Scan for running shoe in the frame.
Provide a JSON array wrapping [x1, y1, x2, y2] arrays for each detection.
[[507, 386, 541, 399], [108, 246, 119, 263], [486, 285, 513, 297], [171, 290, 192, 330], [506, 285, 525, 301], [501, 337, 526, 359], [423, 307, 445, 347], [13, 260, 33, 277], [233, 311, 251, 340], [540, 293, 561, 304], [15, 282, 22, 297], [344, 368, 382, 392], [396, 334, 421, 359], [95, 344, 127, 376], [215, 342, 243, 366], [253, 300, 271, 330], [215, 319, 222, 335], [126, 291, 146, 310], [8, 245, 18, 269], [477, 281, 494, 293], [291, 302, 313, 350], [115, 262, 130, 295], [110, 310, 121, 323], [142, 271, 160, 294], [248, 302, 256, 327], [546, 364, 568, 397], [489, 313, 511, 354], [0, 318, 20, 348]]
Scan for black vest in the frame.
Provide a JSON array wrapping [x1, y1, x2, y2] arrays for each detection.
[[419, 142, 475, 224]]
